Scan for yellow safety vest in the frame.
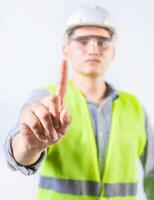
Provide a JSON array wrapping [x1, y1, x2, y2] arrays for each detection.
[[36, 81, 146, 200]]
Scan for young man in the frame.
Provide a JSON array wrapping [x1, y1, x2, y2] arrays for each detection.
[[5, 5, 154, 200]]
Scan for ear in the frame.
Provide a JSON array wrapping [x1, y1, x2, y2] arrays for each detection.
[[62, 45, 68, 57]]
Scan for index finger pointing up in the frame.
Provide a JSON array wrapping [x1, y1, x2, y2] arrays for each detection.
[[56, 59, 68, 101]]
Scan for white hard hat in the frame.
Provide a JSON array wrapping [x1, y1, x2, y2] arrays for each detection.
[[63, 5, 116, 39]]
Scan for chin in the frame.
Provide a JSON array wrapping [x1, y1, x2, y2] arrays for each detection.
[[75, 64, 105, 77], [81, 70, 102, 78], [85, 66, 103, 75]]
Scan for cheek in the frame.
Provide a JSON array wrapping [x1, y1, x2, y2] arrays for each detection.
[[68, 48, 83, 63], [71, 48, 83, 57], [103, 49, 114, 62]]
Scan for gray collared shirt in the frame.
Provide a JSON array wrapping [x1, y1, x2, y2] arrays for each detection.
[[4, 82, 154, 198]]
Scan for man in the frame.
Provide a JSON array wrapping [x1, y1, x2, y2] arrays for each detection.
[[5, 5, 154, 200]]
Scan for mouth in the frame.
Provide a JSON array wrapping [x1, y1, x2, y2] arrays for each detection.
[[85, 59, 100, 63]]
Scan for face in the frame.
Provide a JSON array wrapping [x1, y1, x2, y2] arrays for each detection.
[[63, 26, 115, 78]]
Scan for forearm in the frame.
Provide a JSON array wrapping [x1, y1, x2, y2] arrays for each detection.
[[4, 88, 50, 174], [12, 132, 45, 166]]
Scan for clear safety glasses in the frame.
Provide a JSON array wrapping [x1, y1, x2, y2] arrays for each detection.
[[69, 35, 113, 51]]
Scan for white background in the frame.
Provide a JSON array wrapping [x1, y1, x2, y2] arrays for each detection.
[[0, 0, 154, 199]]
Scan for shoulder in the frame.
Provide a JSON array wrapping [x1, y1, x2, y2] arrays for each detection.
[[118, 91, 142, 105], [20, 87, 50, 112], [26, 87, 50, 104], [115, 91, 145, 117]]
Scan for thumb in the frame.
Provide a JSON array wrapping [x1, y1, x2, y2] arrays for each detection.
[[59, 107, 72, 133]]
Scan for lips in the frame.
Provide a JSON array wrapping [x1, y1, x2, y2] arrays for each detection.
[[85, 59, 100, 63]]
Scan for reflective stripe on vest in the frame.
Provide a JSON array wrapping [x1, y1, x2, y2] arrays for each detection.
[[39, 176, 137, 197], [104, 183, 137, 197]]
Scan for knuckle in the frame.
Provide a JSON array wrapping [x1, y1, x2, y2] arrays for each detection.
[[34, 129, 47, 141], [37, 133, 44, 141], [45, 120, 52, 131], [31, 121, 40, 130], [50, 134, 59, 143], [41, 96, 51, 105], [31, 102, 46, 114], [50, 96, 58, 104], [41, 110, 49, 120], [31, 101, 40, 109], [41, 96, 57, 110]]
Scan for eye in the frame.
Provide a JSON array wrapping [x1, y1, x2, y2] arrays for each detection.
[[78, 38, 88, 46], [97, 39, 104, 47]]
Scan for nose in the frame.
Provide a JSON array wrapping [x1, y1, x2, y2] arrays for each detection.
[[86, 39, 101, 55]]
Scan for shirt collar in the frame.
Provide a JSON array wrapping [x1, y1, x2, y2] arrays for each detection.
[[106, 82, 119, 101], [86, 82, 119, 105]]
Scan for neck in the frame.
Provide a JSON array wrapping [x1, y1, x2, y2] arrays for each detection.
[[72, 73, 107, 105]]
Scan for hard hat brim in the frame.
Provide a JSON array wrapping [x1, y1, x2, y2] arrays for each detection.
[[65, 23, 116, 34]]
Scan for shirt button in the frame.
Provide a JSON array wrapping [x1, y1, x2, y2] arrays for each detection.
[[100, 158, 103, 165], [100, 131, 103, 138]]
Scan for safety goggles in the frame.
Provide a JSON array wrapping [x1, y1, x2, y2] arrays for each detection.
[[69, 35, 113, 50]]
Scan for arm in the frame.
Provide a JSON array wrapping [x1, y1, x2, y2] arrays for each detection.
[[5, 60, 71, 174], [4, 88, 49, 175], [11, 60, 71, 167], [140, 110, 154, 200]]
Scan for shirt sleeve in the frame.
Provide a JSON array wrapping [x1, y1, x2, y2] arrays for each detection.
[[140, 109, 154, 200], [4, 88, 50, 176]]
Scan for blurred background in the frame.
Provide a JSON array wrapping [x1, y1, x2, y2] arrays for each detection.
[[0, 0, 154, 199]]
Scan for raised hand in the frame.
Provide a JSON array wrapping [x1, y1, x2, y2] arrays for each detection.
[[18, 59, 71, 153]]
